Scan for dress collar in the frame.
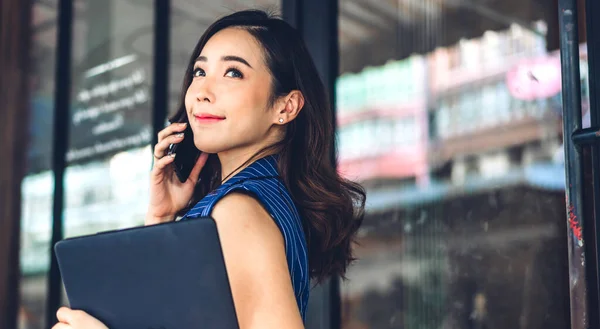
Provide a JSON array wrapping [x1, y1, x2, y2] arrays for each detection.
[[220, 154, 280, 187]]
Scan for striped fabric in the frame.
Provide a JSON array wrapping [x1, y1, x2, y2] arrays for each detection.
[[182, 155, 310, 320]]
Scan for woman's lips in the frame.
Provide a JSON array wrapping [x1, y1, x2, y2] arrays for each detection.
[[194, 114, 225, 124]]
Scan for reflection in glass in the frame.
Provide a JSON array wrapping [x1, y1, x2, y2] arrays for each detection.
[[337, 1, 574, 328], [61, 0, 155, 241], [20, 172, 54, 329], [68, 0, 154, 166], [63, 146, 152, 238]]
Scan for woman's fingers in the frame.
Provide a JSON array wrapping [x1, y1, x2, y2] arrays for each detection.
[[152, 153, 176, 172], [153, 132, 185, 160], [188, 152, 210, 183], [157, 122, 187, 142], [56, 307, 73, 324], [55, 308, 108, 329], [56, 307, 89, 324]]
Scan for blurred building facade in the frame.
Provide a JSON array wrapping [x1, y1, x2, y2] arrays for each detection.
[[10, 0, 597, 329]]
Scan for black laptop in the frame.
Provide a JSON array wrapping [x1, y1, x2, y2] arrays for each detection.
[[54, 217, 239, 329]]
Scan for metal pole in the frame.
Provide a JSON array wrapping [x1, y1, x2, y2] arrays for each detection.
[[152, 0, 170, 146], [558, 0, 588, 328], [585, 0, 600, 323], [46, 0, 73, 327], [300, 0, 340, 328]]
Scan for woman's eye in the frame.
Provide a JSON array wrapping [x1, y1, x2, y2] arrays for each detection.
[[193, 68, 205, 77], [225, 68, 243, 78]]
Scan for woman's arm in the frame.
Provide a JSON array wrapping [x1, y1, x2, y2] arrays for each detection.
[[52, 191, 304, 329], [211, 192, 305, 329]]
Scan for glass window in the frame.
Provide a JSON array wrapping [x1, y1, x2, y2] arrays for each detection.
[[337, 1, 570, 328], [68, 0, 154, 165], [481, 85, 497, 126], [447, 96, 458, 136], [18, 1, 58, 328], [496, 82, 511, 122], [63, 0, 155, 243], [436, 102, 450, 139], [459, 91, 477, 132]]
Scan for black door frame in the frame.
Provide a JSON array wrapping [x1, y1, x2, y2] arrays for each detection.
[[558, 0, 600, 327], [45, 0, 72, 326]]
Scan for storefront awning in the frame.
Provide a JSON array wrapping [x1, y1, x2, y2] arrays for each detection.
[[365, 162, 565, 212]]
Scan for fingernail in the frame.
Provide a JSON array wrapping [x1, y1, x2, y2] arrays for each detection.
[[170, 153, 176, 158], [180, 122, 187, 127], [176, 133, 184, 138]]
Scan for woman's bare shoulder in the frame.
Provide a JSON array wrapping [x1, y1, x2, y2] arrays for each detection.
[[210, 192, 305, 329]]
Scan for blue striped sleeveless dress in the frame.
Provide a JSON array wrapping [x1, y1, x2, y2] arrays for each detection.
[[182, 154, 310, 320]]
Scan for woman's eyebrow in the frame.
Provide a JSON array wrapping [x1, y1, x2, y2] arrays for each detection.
[[196, 55, 253, 69]]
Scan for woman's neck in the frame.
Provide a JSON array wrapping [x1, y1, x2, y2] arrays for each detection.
[[217, 146, 273, 183]]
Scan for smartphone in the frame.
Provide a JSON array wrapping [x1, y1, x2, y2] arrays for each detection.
[[167, 124, 201, 183]]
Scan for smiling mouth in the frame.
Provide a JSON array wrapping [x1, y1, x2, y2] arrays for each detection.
[[194, 114, 225, 123]]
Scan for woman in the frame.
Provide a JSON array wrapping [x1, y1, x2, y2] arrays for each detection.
[[53, 9, 365, 329]]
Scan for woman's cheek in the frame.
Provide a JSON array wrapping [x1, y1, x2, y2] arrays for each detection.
[[184, 94, 193, 114]]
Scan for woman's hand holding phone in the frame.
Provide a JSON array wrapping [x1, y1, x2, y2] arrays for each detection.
[[145, 122, 209, 225]]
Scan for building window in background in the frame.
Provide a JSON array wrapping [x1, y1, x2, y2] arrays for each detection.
[[336, 1, 580, 329]]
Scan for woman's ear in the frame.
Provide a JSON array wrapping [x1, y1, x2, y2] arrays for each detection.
[[274, 90, 304, 125]]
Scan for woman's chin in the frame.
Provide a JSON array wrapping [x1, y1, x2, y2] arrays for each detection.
[[193, 142, 221, 154], [196, 146, 221, 154], [191, 135, 217, 153]]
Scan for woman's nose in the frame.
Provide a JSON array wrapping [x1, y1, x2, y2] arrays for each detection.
[[193, 80, 215, 103]]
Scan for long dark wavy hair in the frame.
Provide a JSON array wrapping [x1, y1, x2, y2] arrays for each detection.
[[170, 9, 366, 283]]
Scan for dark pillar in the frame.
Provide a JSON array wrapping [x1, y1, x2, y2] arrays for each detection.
[[290, 0, 341, 328], [0, 0, 33, 328]]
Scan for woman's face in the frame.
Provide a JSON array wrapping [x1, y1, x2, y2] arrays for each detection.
[[185, 27, 281, 155]]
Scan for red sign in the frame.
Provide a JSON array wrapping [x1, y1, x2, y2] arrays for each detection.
[[506, 56, 562, 101]]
